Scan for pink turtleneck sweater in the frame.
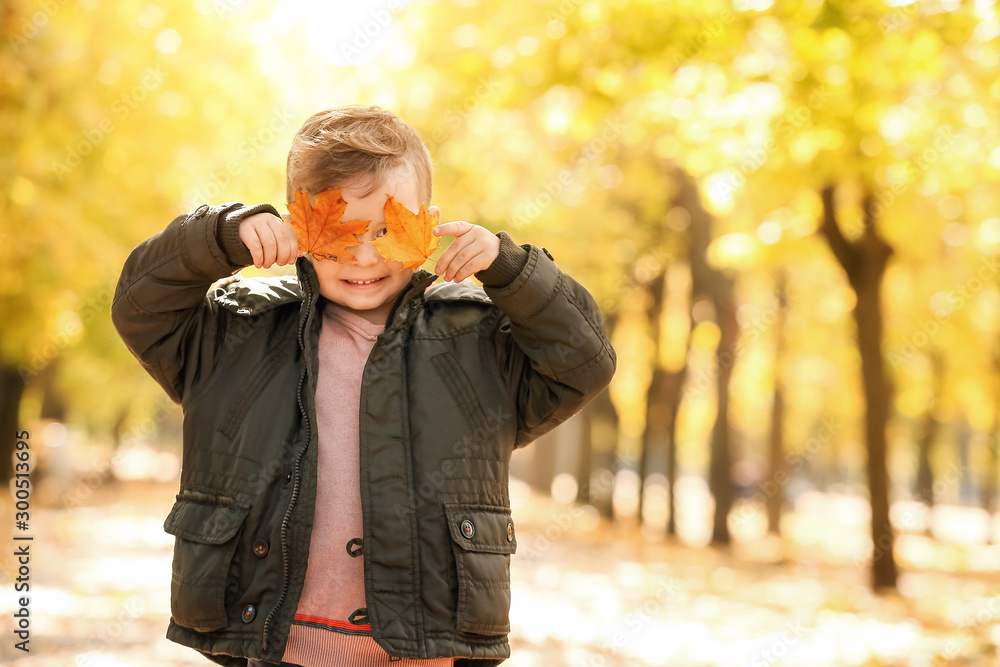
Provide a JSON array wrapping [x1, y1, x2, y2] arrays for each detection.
[[281, 300, 454, 667]]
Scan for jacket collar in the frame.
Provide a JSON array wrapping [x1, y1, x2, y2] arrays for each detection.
[[383, 269, 438, 330], [295, 256, 438, 330]]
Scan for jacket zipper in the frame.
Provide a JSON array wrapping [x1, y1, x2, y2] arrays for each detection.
[[260, 271, 314, 655], [259, 267, 432, 654]]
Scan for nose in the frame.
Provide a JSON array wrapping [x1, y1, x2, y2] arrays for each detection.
[[347, 240, 382, 267]]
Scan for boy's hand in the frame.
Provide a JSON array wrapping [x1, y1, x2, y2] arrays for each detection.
[[432, 221, 500, 283], [239, 212, 300, 268]]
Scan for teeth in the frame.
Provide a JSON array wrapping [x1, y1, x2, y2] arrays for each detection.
[[346, 278, 382, 285]]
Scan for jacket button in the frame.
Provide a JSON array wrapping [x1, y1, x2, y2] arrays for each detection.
[[507, 522, 514, 542], [460, 519, 475, 539], [194, 204, 210, 217], [541, 247, 554, 261], [242, 604, 256, 623], [252, 539, 269, 557]]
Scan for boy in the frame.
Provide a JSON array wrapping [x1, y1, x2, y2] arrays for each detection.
[[112, 105, 616, 667]]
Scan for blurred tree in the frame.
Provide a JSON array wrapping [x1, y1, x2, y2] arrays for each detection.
[[766, 270, 788, 535], [914, 349, 943, 507], [639, 264, 687, 536], [582, 376, 620, 519], [6, 0, 1000, 588], [711, 0, 987, 589], [672, 166, 741, 545], [358, 0, 994, 563], [1, 0, 286, 482], [819, 186, 897, 589], [983, 341, 1000, 530]]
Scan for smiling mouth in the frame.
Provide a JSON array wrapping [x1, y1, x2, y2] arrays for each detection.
[[343, 277, 387, 285]]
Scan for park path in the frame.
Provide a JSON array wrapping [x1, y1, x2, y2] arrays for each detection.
[[0, 478, 997, 666]]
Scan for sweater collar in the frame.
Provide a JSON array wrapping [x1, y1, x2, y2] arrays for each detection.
[[321, 301, 384, 341]]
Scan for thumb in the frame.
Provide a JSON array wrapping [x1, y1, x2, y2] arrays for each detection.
[[281, 212, 290, 224]]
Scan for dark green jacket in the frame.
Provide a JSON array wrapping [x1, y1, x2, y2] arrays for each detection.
[[111, 202, 616, 666]]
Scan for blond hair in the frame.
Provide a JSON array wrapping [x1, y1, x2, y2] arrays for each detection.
[[285, 105, 433, 206]]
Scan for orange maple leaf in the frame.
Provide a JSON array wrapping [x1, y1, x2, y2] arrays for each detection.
[[371, 194, 440, 271], [286, 187, 370, 261]]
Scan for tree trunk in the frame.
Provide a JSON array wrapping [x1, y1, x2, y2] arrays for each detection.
[[914, 350, 942, 507], [982, 341, 1000, 537], [665, 371, 684, 536], [913, 420, 935, 505], [709, 274, 738, 545], [582, 312, 619, 519], [642, 365, 688, 534], [766, 272, 788, 535], [577, 405, 594, 502], [585, 386, 619, 519], [639, 270, 668, 517], [640, 268, 687, 532], [856, 276, 897, 589], [673, 165, 740, 546], [818, 185, 898, 591], [766, 386, 785, 534], [528, 429, 558, 495], [988, 429, 1000, 545], [956, 412, 974, 504], [38, 360, 68, 422], [0, 358, 27, 484], [640, 266, 686, 537]]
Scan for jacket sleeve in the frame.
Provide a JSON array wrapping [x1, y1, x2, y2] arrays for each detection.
[[475, 232, 617, 448], [110, 202, 275, 404]]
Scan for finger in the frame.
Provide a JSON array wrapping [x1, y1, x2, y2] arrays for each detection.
[[434, 238, 464, 277], [442, 245, 480, 281], [280, 223, 298, 265], [436, 228, 480, 273], [442, 243, 481, 281], [242, 226, 263, 268], [279, 212, 302, 258], [433, 221, 473, 238], [449, 249, 492, 283], [269, 219, 291, 265], [258, 225, 278, 268], [278, 223, 300, 260], [248, 239, 263, 269]]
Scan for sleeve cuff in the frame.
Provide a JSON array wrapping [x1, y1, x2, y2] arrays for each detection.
[[217, 203, 280, 268], [474, 231, 530, 288]]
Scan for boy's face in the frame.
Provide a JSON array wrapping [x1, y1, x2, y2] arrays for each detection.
[[304, 163, 439, 327]]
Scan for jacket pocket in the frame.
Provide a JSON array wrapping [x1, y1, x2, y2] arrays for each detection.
[[163, 494, 251, 632], [444, 503, 517, 636]]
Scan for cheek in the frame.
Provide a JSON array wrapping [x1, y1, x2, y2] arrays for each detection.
[[313, 263, 344, 289], [317, 261, 342, 277]]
